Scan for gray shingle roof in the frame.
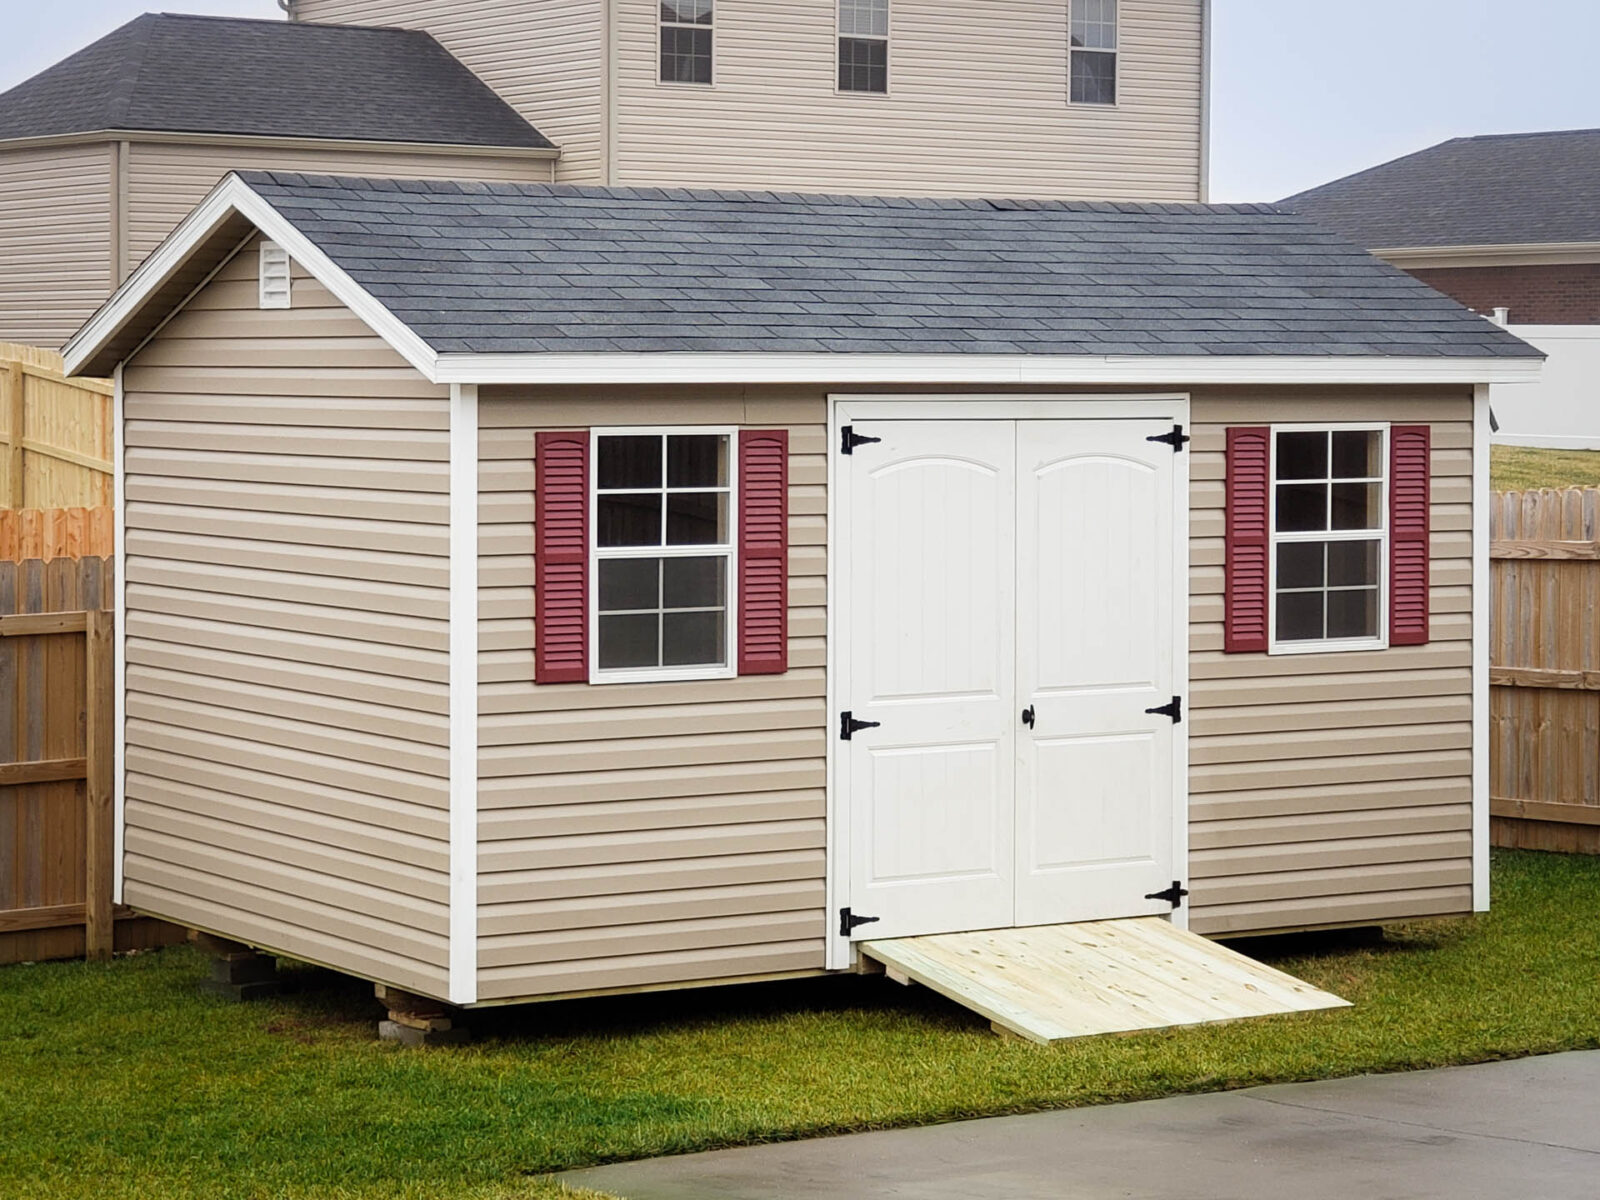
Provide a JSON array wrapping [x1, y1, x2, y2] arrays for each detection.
[[238, 171, 1540, 359], [1282, 129, 1600, 251], [0, 14, 552, 149]]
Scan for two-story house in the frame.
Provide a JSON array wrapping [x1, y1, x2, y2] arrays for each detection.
[[288, 0, 1209, 200], [0, 3, 1208, 349], [30, 2, 1545, 1040]]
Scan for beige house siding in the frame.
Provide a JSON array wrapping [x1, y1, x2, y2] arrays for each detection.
[[1186, 387, 1476, 936], [611, 0, 1204, 198], [292, 0, 605, 182], [122, 241, 455, 997], [473, 384, 1475, 1002], [0, 142, 114, 349], [476, 387, 829, 1001], [124, 140, 554, 270]]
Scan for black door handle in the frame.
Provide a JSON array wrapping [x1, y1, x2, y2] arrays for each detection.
[[1022, 706, 1036, 728]]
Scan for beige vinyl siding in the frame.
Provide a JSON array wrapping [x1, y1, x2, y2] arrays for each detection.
[[292, 0, 605, 182], [476, 387, 828, 1001], [124, 140, 554, 271], [1185, 388, 1477, 937], [612, 0, 1203, 198], [0, 142, 113, 348], [122, 240, 455, 997]]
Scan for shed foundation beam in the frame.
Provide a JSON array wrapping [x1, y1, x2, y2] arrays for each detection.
[[375, 984, 470, 1047]]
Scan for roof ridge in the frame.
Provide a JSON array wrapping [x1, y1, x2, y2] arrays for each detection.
[[237, 169, 1290, 215]]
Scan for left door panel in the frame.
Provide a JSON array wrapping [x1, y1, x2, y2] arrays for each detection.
[[842, 420, 1017, 940]]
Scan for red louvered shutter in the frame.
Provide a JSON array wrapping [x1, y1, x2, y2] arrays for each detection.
[[534, 431, 590, 684], [1389, 425, 1431, 646], [738, 429, 789, 676], [1224, 426, 1271, 653]]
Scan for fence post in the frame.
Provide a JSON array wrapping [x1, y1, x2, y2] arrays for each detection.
[[3, 361, 21, 508], [84, 608, 114, 961]]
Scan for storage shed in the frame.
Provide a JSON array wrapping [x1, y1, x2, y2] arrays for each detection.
[[63, 172, 1540, 1027]]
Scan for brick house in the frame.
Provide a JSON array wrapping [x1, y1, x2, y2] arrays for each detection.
[[1286, 129, 1600, 447]]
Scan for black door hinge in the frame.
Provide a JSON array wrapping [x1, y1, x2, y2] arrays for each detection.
[[840, 907, 882, 937], [1147, 424, 1190, 452], [1145, 696, 1183, 724], [1145, 881, 1190, 910], [842, 426, 882, 455], [840, 711, 882, 740]]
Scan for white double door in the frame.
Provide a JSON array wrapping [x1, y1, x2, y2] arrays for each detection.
[[841, 418, 1182, 941]]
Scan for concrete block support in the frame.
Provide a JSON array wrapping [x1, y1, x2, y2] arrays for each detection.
[[375, 984, 470, 1047], [195, 933, 281, 1002]]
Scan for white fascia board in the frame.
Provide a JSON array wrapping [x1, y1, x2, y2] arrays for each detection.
[[1378, 242, 1600, 269], [63, 173, 440, 382], [434, 352, 1544, 387]]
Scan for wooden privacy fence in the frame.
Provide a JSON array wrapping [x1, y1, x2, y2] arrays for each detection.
[[0, 342, 114, 510], [0, 506, 115, 562], [1491, 487, 1600, 853], [0, 556, 179, 964]]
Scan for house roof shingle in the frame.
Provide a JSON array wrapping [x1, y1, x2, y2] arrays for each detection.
[[0, 13, 553, 149], [235, 171, 1539, 359], [1281, 129, 1600, 251]]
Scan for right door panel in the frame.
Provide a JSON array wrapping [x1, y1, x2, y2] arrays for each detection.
[[1015, 419, 1178, 926]]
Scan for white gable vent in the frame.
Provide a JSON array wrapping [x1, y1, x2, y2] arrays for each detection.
[[259, 242, 292, 309]]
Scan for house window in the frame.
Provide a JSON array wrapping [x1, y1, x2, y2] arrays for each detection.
[[1271, 426, 1388, 653], [839, 0, 889, 93], [593, 430, 736, 680], [661, 0, 714, 85], [1069, 0, 1118, 105]]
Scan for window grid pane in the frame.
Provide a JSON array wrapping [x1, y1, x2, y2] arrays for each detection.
[[839, 36, 888, 92], [839, 0, 888, 37], [1270, 427, 1387, 646], [661, 27, 713, 84], [1071, 0, 1118, 50], [595, 433, 733, 674], [1070, 49, 1117, 104]]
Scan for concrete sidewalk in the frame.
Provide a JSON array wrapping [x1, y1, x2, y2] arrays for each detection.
[[563, 1051, 1600, 1199]]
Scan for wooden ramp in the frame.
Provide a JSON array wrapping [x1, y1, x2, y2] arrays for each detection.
[[861, 918, 1351, 1045]]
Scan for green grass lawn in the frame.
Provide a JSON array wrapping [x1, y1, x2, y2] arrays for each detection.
[[4, 849, 1600, 1200], [1491, 444, 1600, 491]]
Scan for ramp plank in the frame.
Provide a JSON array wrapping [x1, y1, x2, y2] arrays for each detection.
[[861, 917, 1350, 1045]]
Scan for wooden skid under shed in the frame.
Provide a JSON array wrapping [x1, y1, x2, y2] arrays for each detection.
[[861, 917, 1350, 1045]]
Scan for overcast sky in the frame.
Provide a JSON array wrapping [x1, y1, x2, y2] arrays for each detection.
[[6, 0, 1598, 202]]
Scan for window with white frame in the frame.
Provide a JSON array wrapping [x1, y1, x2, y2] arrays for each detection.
[[1069, 0, 1118, 105], [593, 431, 735, 679], [660, 0, 714, 85], [1271, 427, 1388, 651], [839, 0, 889, 93]]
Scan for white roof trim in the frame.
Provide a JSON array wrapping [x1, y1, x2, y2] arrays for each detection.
[[62, 174, 1544, 390], [432, 352, 1543, 387], [63, 173, 441, 382], [1377, 241, 1600, 269]]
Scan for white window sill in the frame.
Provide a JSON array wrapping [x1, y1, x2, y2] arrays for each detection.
[[1268, 637, 1389, 657], [592, 664, 737, 686]]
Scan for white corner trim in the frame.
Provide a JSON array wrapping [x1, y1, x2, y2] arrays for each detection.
[[63, 174, 440, 383], [112, 363, 127, 906], [1197, 0, 1212, 204], [448, 383, 480, 1005], [433, 353, 1544, 387], [1472, 382, 1491, 912]]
